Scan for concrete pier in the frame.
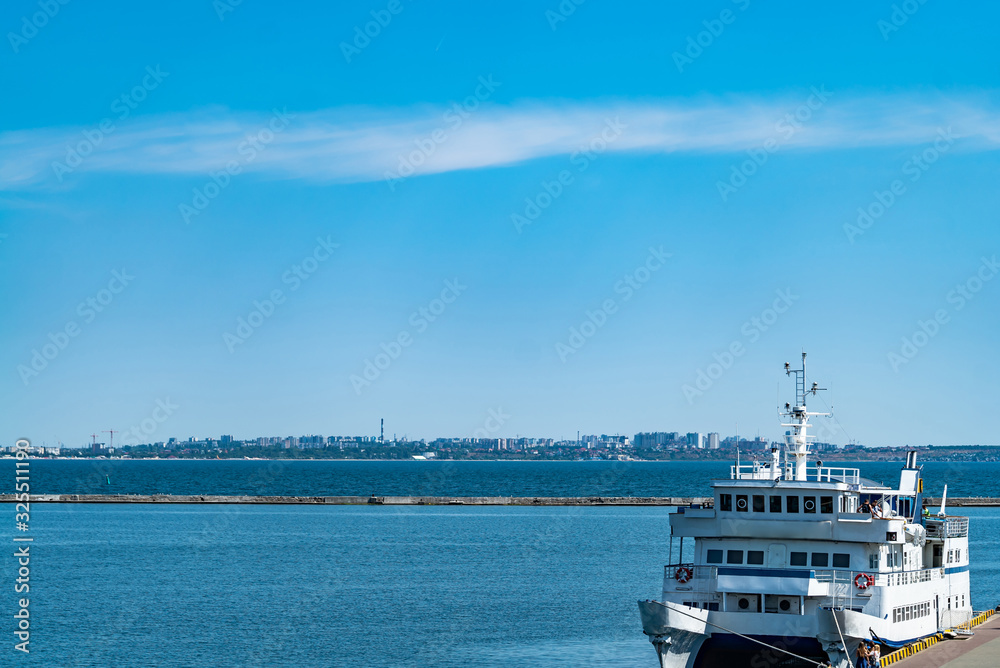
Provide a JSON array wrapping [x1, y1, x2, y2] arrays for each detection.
[[3, 494, 1000, 506], [894, 614, 1000, 667]]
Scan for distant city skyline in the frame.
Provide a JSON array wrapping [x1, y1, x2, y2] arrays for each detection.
[[42, 426, 963, 452], [4, 2, 1000, 448]]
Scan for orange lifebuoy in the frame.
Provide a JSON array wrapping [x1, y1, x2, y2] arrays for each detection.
[[854, 572, 874, 589], [675, 566, 693, 583]]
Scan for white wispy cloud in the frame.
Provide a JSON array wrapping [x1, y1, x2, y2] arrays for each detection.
[[3, 90, 999, 190]]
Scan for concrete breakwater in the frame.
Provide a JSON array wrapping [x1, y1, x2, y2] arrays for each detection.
[[2, 494, 999, 506], [6, 494, 706, 505]]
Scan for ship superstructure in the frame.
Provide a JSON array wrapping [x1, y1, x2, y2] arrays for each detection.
[[638, 353, 972, 668]]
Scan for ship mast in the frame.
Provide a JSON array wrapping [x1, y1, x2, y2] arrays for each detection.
[[781, 352, 830, 481]]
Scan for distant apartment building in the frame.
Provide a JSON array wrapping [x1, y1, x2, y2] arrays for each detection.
[[707, 433, 720, 450], [633, 432, 679, 448], [297, 435, 324, 448], [743, 436, 769, 450], [686, 432, 704, 449]]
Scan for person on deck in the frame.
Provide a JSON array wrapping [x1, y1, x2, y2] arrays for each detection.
[[869, 641, 881, 668]]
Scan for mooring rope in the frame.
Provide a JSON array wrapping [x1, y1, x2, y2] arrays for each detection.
[[666, 603, 830, 667], [831, 608, 855, 668]]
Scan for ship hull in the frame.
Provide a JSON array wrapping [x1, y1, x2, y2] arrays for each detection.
[[638, 600, 949, 668]]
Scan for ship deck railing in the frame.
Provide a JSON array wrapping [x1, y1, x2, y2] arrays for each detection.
[[925, 516, 969, 538], [665, 563, 958, 602], [730, 464, 860, 485]]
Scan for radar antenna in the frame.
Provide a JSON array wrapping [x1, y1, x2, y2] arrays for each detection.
[[780, 353, 831, 481]]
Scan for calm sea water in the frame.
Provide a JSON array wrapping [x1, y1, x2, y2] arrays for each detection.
[[2, 461, 998, 667], [1, 504, 998, 668], [9, 459, 1000, 497]]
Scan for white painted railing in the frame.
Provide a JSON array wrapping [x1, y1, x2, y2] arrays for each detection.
[[925, 516, 968, 538]]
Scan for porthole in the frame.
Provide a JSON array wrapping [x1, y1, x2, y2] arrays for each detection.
[[738, 598, 750, 610], [737, 497, 748, 510], [804, 498, 816, 511]]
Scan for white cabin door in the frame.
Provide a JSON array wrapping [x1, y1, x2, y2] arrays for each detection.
[[768, 543, 786, 568]]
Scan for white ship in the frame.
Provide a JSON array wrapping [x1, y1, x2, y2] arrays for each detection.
[[638, 353, 972, 667]]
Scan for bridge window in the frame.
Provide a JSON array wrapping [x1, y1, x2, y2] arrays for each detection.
[[820, 496, 834, 513], [833, 553, 850, 568], [727, 550, 744, 564], [747, 550, 764, 565], [706, 549, 723, 564], [790, 551, 807, 566], [753, 495, 765, 512], [811, 553, 828, 567], [736, 495, 748, 512], [786, 496, 800, 513], [720, 494, 732, 511], [769, 496, 782, 513], [803, 496, 817, 514]]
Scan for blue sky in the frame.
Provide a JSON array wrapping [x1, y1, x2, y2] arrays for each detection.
[[2, 0, 999, 448]]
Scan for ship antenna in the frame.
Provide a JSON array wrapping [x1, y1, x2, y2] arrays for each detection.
[[781, 352, 830, 481]]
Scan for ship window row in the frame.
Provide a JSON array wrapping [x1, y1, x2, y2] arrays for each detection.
[[706, 549, 850, 568], [706, 549, 766, 565], [682, 601, 720, 611], [892, 601, 931, 623], [789, 551, 851, 568], [719, 493, 835, 514], [947, 548, 962, 563]]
